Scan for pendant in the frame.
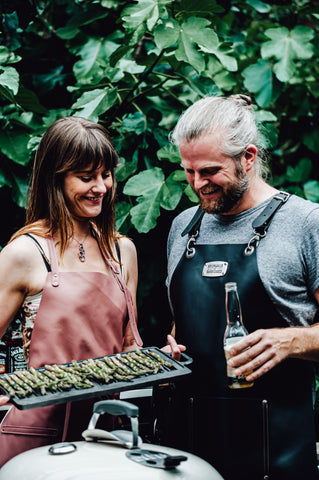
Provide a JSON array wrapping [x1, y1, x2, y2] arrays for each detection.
[[78, 243, 86, 262]]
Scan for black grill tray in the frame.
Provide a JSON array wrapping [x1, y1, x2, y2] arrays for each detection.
[[0, 347, 192, 410]]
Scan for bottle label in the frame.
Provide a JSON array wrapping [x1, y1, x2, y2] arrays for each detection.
[[0, 343, 6, 374], [7, 346, 27, 372], [224, 338, 254, 389], [0, 358, 5, 374]]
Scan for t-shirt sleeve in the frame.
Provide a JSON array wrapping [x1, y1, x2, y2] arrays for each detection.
[[300, 207, 319, 295]]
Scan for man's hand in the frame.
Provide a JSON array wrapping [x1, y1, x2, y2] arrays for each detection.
[[161, 334, 186, 361], [227, 327, 296, 382]]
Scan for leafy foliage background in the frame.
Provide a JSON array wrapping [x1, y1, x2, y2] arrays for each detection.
[[1, 0, 319, 346]]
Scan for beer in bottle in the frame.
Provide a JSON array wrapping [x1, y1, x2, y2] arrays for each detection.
[[224, 282, 253, 389]]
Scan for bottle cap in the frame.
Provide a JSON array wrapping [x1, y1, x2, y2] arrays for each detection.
[[225, 282, 237, 291]]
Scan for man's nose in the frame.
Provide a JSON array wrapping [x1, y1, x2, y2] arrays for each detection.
[[193, 173, 209, 190]]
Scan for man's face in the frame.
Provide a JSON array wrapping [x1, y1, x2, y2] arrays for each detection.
[[179, 134, 249, 215]]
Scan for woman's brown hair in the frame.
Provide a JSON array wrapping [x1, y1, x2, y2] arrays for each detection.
[[11, 116, 119, 260]]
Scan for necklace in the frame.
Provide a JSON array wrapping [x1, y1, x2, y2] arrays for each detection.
[[73, 227, 90, 262]]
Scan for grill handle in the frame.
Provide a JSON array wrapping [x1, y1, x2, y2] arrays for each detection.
[[93, 399, 139, 418], [87, 400, 140, 449]]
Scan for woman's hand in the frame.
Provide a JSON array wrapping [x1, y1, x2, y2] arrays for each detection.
[[0, 395, 10, 406], [161, 334, 186, 361]]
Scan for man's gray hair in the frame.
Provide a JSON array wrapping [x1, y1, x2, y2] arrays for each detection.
[[169, 95, 269, 179]]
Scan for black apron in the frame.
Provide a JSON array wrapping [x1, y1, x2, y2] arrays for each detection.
[[160, 197, 318, 480]]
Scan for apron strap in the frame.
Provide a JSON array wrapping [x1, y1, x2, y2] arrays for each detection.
[[106, 258, 143, 347], [181, 192, 290, 239], [181, 207, 205, 237], [180, 192, 291, 258], [244, 191, 290, 256], [47, 237, 60, 287], [252, 191, 290, 235]]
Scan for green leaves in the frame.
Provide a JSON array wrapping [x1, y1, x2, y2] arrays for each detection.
[[154, 19, 180, 49], [122, 0, 171, 31], [261, 26, 315, 82], [157, 144, 181, 164], [246, 0, 271, 13], [174, 17, 219, 73], [0, 129, 31, 166], [56, 3, 109, 39], [0, 66, 19, 97], [242, 59, 278, 107], [154, 16, 236, 74], [303, 181, 319, 203], [72, 37, 119, 83], [0, 0, 318, 238], [116, 153, 138, 182], [285, 158, 312, 184], [71, 88, 118, 122], [123, 167, 184, 232]]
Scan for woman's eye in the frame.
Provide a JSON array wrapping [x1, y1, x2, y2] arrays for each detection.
[[102, 172, 111, 179], [80, 176, 92, 182]]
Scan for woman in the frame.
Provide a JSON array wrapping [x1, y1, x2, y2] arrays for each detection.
[[0, 116, 144, 466]]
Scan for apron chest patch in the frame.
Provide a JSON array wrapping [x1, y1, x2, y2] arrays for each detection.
[[202, 261, 228, 277]]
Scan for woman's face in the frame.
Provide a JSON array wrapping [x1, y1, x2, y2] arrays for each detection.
[[63, 163, 113, 220]]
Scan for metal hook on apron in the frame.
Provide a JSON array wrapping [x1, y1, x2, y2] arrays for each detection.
[[244, 231, 266, 256], [185, 231, 199, 259]]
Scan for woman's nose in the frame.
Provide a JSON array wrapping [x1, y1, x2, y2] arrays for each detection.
[[92, 176, 108, 193]]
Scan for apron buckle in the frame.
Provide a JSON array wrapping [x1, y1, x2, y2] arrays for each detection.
[[185, 231, 199, 259], [244, 232, 266, 256]]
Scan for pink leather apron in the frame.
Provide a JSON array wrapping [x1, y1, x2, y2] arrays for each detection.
[[0, 238, 142, 466]]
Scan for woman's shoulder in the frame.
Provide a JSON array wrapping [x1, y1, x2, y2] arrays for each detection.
[[1, 235, 42, 268], [0, 233, 49, 295], [115, 236, 137, 284], [117, 236, 136, 254]]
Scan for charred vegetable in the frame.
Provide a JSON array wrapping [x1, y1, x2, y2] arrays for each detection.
[[0, 349, 174, 399]]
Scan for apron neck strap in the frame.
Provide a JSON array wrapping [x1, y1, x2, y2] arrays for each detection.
[[47, 237, 60, 287], [252, 191, 290, 235], [181, 207, 205, 237], [181, 191, 290, 239], [104, 255, 143, 348]]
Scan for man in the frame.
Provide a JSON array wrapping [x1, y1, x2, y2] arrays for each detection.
[[163, 94, 319, 479]]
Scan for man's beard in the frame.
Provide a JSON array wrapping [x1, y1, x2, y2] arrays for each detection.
[[195, 165, 249, 214]]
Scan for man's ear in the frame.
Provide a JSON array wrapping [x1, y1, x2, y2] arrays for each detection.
[[242, 144, 257, 172]]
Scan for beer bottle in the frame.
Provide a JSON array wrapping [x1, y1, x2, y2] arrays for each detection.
[[224, 282, 253, 389], [0, 340, 6, 374], [5, 329, 27, 373]]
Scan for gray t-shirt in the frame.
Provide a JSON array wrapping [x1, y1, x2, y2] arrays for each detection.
[[167, 194, 319, 327]]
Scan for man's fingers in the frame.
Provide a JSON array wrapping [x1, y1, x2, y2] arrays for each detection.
[[161, 335, 186, 360]]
